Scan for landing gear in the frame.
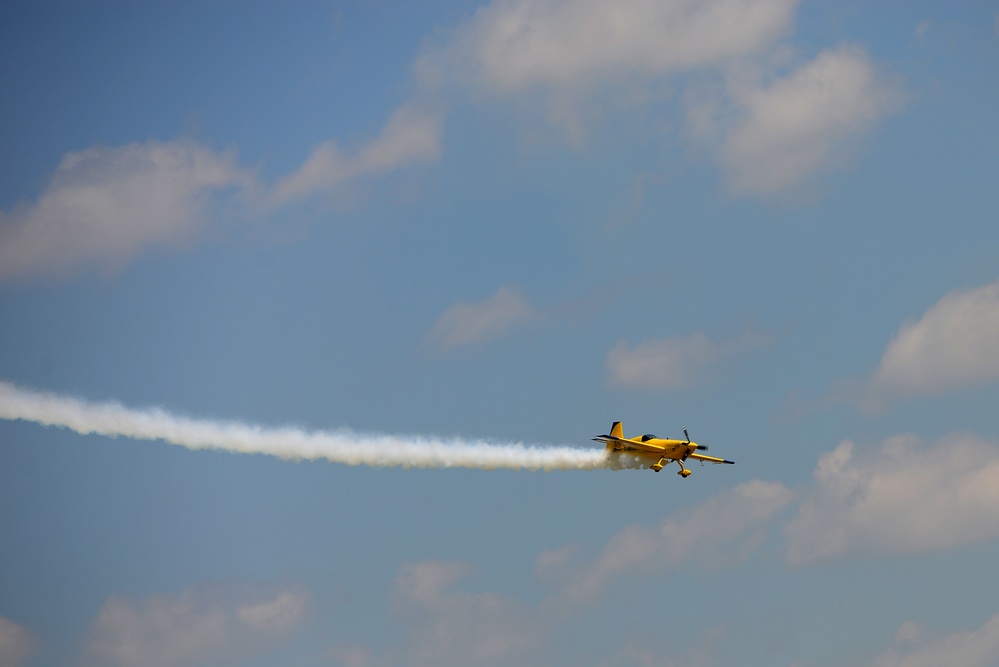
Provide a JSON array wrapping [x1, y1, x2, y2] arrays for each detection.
[[649, 458, 691, 476]]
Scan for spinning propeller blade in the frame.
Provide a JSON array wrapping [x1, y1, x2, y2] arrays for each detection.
[[684, 427, 708, 450]]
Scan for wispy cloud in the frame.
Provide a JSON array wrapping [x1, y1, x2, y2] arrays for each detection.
[[393, 561, 539, 663], [0, 102, 445, 284], [418, 0, 798, 142], [334, 482, 791, 665], [553, 480, 793, 602], [784, 433, 999, 565], [0, 99, 444, 285], [873, 613, 999, 667], [427, 281, 630, 353], [913, 20, 932, 41], [234, 591, 307, 632], [426, 286, 539, 351], [418, 0, 798, 94], [328, 428, 999, 663], [330, 561, 542, 667], [423, 0, 900, 194], [270, 102, 445, 205], [0, 140, 255, 282], [606, 329, 770, 390], [83, 585, 308, 667], [698, 44, 904, 196], [0, 616, 36, 667], [1, 1, 903, 285], [866, 279, 999, 409]]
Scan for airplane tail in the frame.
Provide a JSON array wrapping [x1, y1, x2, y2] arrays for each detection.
[[592, 421, 624, 450]]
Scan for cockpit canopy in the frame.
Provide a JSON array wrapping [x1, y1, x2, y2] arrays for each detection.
[[641, 434, 658, 442]]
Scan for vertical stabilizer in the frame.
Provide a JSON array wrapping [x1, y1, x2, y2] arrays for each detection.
[[609, 421, 623, 439]]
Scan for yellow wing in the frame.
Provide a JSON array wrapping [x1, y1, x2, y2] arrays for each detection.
[[688, 452, 735, 465], [592, 435, 665, 454]]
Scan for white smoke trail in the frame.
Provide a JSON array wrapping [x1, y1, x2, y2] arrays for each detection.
[[0, 381, 642, 471]]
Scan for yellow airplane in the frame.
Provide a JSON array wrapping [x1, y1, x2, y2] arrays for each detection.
[[593, 422, 734, 477]]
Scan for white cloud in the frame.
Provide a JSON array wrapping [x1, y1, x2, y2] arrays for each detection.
[[328, 645, 374, 667], [419, 0, 798, 94], [84, 586, 308, 667], [330, 561, 540, 667], [868, 279, 999, 408], [393, 560, 474, 608], [0, 616, 36, 667], [0, 103, 443, 284], [427, 285, 538, 350], [331, 484, 792, 665], [235, 590, 307, 632], [534, 544, 575, 580], [874, 613, 999, 667], [270, 102, 444, 205], [785, 433, 999, 565], [0, 140, 254, 282], [418, 0, 799, 142], [606, 329, 769, 390], [422, 0, 900, 194], [0, 2, 897, 287], [718, 44, 904, 196], [86, 592, 227, 667], [594, 632, 722, 667], [560, 480, 793, 602]]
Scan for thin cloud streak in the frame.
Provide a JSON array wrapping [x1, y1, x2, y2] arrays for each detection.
[[427, 286, 539, 351], [555, 479, 793, 603], [84, 586, 308, 667], [270, 102, 445, 205], [330, 561, 544, 667], [874, 614, 999, 667], [336, 481, 792, 664], [606, 329, 771, 390], [0, 381, 640, 472]]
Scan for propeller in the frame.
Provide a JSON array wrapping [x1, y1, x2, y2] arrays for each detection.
[[683, 427, 708, 450]]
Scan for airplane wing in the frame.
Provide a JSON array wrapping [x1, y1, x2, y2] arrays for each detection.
[[688, 452, 735, 465], [592, 435, 664, 454]]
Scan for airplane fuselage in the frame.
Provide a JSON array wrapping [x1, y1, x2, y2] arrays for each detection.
[[603, 436, 698, 460], [593, 422, 734, 477]]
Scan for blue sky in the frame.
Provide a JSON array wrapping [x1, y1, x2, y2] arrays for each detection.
[[2, 1, 999, 665]]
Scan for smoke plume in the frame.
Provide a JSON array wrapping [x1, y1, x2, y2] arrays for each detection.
[[0, 382, 638, 472]]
